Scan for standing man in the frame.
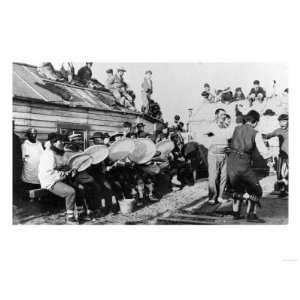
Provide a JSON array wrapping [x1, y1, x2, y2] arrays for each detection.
[[107, 67, 135, 109], [227, 110, 272, 222], [21, 128, 44, 197], [201, 83, 216, 102], [263, 114, 288, 196], [141, 70, 153, 113], [206, 113, 233, 204]]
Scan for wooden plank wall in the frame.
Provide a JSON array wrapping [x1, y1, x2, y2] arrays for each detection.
[[13, 99, 156, 141]]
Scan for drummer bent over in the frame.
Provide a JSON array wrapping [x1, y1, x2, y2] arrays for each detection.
[[227, 110, 273, 223]]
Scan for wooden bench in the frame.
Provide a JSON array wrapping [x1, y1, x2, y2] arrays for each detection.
[[29, 188, 51, 202]]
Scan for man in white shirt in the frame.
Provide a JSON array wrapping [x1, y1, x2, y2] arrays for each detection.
[[21, 128, 44, 197], [205, 113, 234, 204], [38, 137, 79, 224]]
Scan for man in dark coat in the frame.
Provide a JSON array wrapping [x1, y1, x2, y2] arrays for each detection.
[[77, 62, 93, 85], [136, 123, 151, 138], [227, 110, 272, 222]]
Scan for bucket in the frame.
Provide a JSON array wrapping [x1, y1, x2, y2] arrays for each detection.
[[119, 198, 135, 214]]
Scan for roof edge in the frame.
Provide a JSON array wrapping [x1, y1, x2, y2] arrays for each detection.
[[13, 62, 37, 68], [13, 95, 161, 123]]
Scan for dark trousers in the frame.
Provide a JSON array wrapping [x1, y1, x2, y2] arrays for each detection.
[[227, 153, 262, 198], [277, 153, 288, 181]]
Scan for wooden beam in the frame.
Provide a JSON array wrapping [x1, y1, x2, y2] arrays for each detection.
[[157, 217, 215, 225], [173, 213, 227, 221]]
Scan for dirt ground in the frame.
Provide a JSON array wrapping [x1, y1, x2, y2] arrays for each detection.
[[13, 175, 288, 225]]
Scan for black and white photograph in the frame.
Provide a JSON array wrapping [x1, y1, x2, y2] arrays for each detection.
[[2, 1, 299, 300], [12, 62, 288, 225]]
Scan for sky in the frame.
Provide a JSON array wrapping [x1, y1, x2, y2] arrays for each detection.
[[55, 62, 288, 123]]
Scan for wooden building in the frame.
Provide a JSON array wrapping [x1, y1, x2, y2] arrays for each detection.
[[13, 63, 159, 147]]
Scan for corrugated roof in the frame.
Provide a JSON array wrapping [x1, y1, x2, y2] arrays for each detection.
[[12, 63, 129, 112]]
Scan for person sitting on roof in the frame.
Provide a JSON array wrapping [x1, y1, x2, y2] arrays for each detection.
[[201, 83, 215, 102], [171, 114, 181, 130], [106, 67, 136, 110], [248, 80, 266, 106], [233, 87, 246, 101], [37, 62, 64, 81], [148, 99, 163, 120], [60, 62, 75, 83], [64, 133, 103, 220], [77, 62, 93, 86]]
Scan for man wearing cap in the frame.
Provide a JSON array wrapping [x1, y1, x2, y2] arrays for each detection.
[[105, 69, 115, 90], [88, 132, 124, 214], [38, 137, 81, 224], [77, 62, 93, 86], [122, 122, 133, 137], [65, 132, 103, 219], [107, 67, 135, 109], [263, 114, 288, 196], [136, 123, 151, 138], [21, 128, 44, 197], [141, 70, 153, 113], [248, 80, 266, 106], [227, 110, 273, 222]]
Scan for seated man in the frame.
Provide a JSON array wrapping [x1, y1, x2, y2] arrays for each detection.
[[38, 137, 81, 224], [64, 133, 102, 218], [60, 62, 75, 83], [201, 83, 215, 102], [77, 62, 93, 86], [148, 100, 163, 120], [248, 80, 266, 106], [169, 132, 193, 188], [87, 132, 120, 215], [106, 67, 135, 109], [233, 87, 246, 101], [216, 87, 233, 104]]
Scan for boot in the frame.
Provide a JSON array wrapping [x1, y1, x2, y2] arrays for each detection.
[[66, 211, 78, 225], [246, 213, 265, 223]]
